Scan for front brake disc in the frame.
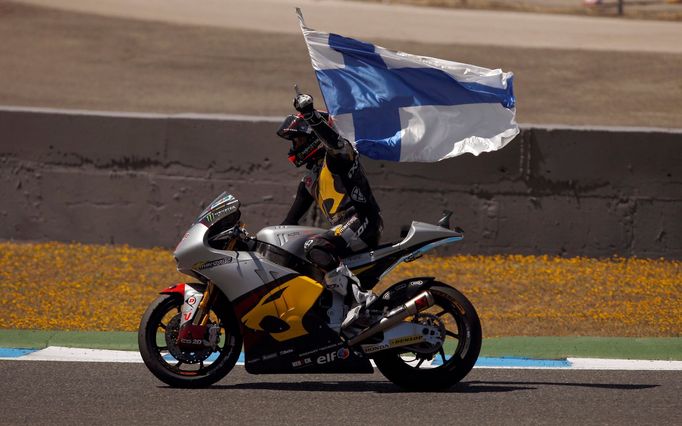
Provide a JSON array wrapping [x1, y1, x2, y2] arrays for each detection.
[[164, 314, 214, 364]]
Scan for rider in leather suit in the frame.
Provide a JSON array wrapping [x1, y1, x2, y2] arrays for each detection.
[[277, 93, 382, 330]]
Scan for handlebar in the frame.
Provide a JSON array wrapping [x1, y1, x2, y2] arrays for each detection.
[[208, 224, 249, 242]]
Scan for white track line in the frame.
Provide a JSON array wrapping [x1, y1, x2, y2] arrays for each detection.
[[2, 347, 682, 370], [567, 357, 682, 371], [21, 347, 144, 363]]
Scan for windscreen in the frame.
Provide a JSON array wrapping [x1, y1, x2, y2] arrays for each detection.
[[193, 192, 241, 227]]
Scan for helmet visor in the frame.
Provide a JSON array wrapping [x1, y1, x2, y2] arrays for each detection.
[[276, 115, 311, 140]]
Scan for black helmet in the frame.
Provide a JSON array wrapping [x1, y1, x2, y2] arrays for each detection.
[[276, 113, 329, 167]]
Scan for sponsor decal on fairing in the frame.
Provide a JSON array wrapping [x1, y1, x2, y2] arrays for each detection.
[[180, 286, 204, 325], [337, 347, 351, 360], [192, 257, 233, 271], [361, 343, 390, 354], [290, 343, 350, 367], [389, 335, 423, 346]]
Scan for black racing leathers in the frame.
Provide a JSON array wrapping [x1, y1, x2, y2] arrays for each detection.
[[282, 110, 382, 271], [281, 181, 314, 226]]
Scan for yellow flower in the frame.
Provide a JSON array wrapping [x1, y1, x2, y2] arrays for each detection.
[[0, 242, 680, 336]]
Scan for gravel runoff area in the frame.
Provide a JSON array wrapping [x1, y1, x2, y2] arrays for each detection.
[[1, 0, 682, 128]]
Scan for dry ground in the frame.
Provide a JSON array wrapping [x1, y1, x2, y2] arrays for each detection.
[[1, 1, 681, 128], [355, 0, 682, 20]]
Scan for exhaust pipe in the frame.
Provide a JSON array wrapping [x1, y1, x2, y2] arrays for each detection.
[[348, 291, 435, 346]]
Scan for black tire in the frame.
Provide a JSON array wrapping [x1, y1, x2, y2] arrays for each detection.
[[138, 292, 242, 388], [373, 283, 482, 391]]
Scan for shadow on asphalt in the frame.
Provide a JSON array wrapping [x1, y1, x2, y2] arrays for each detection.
[[468, 381, 659, 391], [208, 381, 535, 393], [202, 380, 657, 393]]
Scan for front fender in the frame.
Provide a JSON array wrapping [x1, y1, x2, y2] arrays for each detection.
[[159, 282, 207, 296], [377, 277, 436, 307]]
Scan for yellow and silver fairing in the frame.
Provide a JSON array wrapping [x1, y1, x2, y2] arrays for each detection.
[[174, 220, 302, 303], [241, 275, 324, 342]]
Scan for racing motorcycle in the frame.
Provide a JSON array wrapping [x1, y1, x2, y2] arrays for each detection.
[[138, 192, 481, 391]]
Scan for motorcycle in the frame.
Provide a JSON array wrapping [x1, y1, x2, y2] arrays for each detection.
[[138, 192, 481, 391]]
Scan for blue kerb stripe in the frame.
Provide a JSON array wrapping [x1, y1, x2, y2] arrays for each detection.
[[0, 349, 568, 368], [0, 348, 38, 358], [162, 352, 245, 363], [426, 356, 570, 368], [474, 357, 571, 368]]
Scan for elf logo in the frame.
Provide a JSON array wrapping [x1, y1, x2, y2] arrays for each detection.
[[316, 347, 350, 365]]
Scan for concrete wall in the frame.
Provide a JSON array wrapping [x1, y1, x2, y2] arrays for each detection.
[[1, 107, 680, 258]]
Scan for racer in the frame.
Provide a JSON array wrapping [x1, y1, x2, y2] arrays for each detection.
[[276, 93, 382, 331]]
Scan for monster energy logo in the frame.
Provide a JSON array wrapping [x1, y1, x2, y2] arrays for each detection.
[[203, 205, 237, 224]]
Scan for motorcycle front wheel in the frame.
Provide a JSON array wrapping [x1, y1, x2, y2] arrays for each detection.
[[373, 283, 482, 391], [138, 292, 242, 388]]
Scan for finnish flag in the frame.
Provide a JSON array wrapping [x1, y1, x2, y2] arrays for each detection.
[[297, 9, 519, 162]]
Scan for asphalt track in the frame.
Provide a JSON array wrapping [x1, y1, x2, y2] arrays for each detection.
[[1, 361, 680, 425]]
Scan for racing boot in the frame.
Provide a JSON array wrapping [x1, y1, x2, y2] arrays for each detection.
[[323, 264, 376, 329]]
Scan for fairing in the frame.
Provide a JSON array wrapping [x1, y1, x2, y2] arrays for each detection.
[[256, 226, 327, 259], [256, 221, 463, 287], [240, 275, 324, 342], [172, 192, 462, 374]]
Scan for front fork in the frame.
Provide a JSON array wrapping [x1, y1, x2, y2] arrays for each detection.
[[177, 282, 219, 349], [180, 282, 216, 326]]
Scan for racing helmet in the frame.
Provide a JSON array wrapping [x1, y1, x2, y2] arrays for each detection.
[[276, 113, 330, 167]]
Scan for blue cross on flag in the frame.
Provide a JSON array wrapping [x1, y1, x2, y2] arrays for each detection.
[[297, 9, 519, 162]]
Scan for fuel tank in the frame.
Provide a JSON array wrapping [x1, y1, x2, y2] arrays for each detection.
[[256, 226, 327, 259]]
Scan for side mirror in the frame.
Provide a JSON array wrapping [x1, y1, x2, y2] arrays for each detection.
[[400, 225, 411, 238], [438, 210, 453, 229]]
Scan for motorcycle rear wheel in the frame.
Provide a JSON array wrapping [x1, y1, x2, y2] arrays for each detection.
[[373, 283, 482, 391], [138, 293, 242, 388]]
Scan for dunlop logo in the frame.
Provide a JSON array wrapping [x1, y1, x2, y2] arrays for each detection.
[[389, 335, 423, 346]]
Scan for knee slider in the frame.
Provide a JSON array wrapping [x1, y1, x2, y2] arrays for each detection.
[[304, 237, 340, 270]]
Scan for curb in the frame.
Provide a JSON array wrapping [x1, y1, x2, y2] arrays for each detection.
[[2, 346, 682, 370], [1, 330, 681, 361]]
